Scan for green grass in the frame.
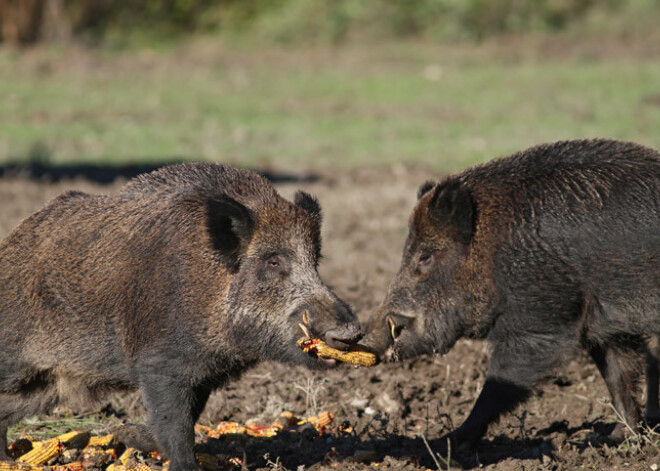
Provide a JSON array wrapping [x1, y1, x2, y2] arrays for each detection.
[[7, 414, 122, 442], [1, 40, 660, 172]]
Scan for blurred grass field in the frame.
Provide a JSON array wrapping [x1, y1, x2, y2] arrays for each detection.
[[1, 36, 660, 172]]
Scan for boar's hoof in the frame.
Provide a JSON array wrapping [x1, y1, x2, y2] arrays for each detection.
[[435, 431, 477, 459]]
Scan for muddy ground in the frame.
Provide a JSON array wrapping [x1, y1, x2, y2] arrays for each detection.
[[1, 165, 658, 470]]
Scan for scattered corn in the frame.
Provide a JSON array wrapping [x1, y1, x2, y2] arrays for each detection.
[[297, 338, 376, 367]]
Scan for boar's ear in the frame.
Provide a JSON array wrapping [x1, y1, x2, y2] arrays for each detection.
[[206, 195, 255, 272], [294, 191, 322, 225], [428, 179, 474, 244], [417, 180, 437, 200]]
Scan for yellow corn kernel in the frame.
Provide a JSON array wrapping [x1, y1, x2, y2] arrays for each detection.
[[106, 464, 127, 471], [297, 338, 376, 367], [17, 439, 64, 465], [86, 434, 116, 448]]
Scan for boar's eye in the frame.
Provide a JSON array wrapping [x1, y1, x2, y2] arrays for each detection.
[[418, 254, 433, 267], [265, 254, 289, 277]]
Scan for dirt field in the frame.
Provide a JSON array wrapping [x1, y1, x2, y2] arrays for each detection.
[[2, 165, 659, 470]]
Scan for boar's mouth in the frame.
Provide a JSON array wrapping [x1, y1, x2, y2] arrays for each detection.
[[360, 312, 433, 362], [294, 309, 363, 367]]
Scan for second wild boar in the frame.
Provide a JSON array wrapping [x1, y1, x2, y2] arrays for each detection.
[[362, 139, 660, 454]]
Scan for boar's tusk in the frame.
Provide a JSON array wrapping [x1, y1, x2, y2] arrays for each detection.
[[298, 322, 312, 339], [387, 317, 398, 340], [302, 310, 310, 326]]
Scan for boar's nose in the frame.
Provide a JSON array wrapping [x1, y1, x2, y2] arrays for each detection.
[[324, 324, 363, 350]]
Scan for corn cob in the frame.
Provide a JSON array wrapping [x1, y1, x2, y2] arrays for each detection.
[[297, 338, 376, 367], [244, 424, 277, 437], [207, 422, 246, 438], [52, 432, 82, 444], [86, 434, 116, 448], [16, 438, 64, 465], [61, 431, 90, 450], [52, 462, 84, 471], [118, 448, 138, 465], [299, 411, 335, 430], [106, 464, 126, 471]]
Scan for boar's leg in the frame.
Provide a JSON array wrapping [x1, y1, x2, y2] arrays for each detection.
[[645, 337, 660, 426], [588, 341, 643, 440], [139, 374, 199, 471], [437, 327, 579, 456], [438, 377, 531, 455]]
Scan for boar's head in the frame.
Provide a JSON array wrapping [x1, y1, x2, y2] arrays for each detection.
[[362, 179, 478, 361], [210, 188, 360, 368]]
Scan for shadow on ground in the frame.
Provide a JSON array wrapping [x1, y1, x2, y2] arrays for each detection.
[[0, 161, 319, 185], [195, 416, 625, 470]]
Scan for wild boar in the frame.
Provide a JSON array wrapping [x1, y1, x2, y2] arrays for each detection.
[[362, 139, 659, 454], [0, 163, 361, 470]]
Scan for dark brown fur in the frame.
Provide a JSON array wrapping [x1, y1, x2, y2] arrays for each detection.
[[362, 139, 660, 455], [0, 163, 360, 470]]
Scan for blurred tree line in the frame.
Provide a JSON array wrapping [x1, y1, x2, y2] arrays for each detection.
[[0, 0, 636, 45]]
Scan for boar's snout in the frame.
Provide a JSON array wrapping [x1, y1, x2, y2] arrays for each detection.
[[297, 300, 362, 350], [324, 323, 362, 349], [360, 310, 415, 358]]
